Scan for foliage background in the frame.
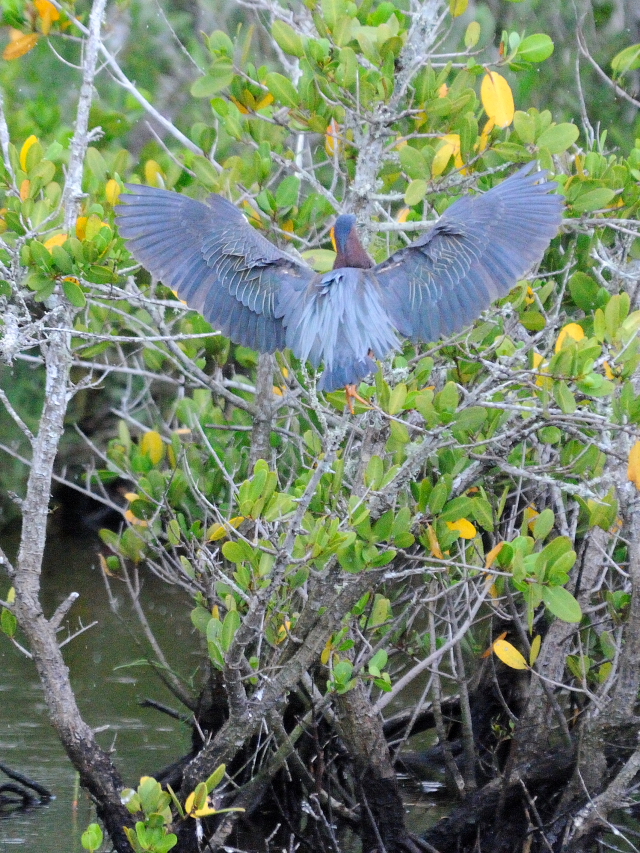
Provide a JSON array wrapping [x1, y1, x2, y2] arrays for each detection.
[[3, 1, 640, 852]]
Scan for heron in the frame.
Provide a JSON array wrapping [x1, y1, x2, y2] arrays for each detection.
[[116, 163, 563, 407]]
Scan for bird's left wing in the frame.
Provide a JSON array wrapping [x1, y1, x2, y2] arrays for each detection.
[[374, 163, 563, 343], [116, 185, 315, 353]]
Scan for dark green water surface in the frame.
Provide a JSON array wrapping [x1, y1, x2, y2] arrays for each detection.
[[0, 532, 193, 852]]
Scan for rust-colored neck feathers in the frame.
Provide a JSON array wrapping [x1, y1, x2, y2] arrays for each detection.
[[332, 215, 374, 270]]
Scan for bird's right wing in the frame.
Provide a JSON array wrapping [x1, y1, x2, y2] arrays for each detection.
[[374, 163, 563, 343], [117, 186, 314, 353]]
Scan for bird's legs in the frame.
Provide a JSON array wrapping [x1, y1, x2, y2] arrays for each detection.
[[345, 350, 376, 413], [345, 384, 372, 414]]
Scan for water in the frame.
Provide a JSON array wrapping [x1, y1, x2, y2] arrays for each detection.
[[0, 532, 193, 852], [0, 532, 450, 851]]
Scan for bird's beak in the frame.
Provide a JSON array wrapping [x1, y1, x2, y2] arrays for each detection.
[[329, 226, 337, 252]]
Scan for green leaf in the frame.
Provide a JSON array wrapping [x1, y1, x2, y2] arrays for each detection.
[[321, 0, 345, 29], [471, 497, 494, 532], [569, 271, 600, 311], [553, 381, 576, 414], [264, 72, 299, 108], [516, 34, 554, 63], [275, 175, 300, 209], [1, 607, 17, 638], [428, 480, 449, 513], [81, 823, 104, 852], [404, 179, 427, 207], [464, 21, 481, 49], [453, 406, 487, 433], [399, 146, 427, 179], [272, 20, 305, 57], [221, 609, 241, 652], [191, 59, 235, 97], [604, 292, 630, 340], [520, 310, 546, 331], [222, 540, 254, 563], [539, 426, 562, 444], [611, 43, 640, 75], [62, 277, 87, 308], [542, 586, 582, 623], [369, 648, 388, 674], [588, 490, 618, 530], [192, 155, 220, 188], [571, 187, 616, 214], [536, 123, 579, 154], [205, 764, 226, 792], [85, 147, 107, 181], [532, 508, 554, 540], [365, 455, 384, 490], [388, 383, 407, 415], [513, 110, 536, 144]]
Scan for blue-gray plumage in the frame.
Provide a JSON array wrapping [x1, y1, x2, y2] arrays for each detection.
[[116, 163, 563, 394]]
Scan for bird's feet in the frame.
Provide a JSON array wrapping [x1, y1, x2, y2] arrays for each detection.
[[345, 384, 373, 414]]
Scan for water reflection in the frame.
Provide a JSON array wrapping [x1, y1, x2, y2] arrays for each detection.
[[0, 532, 192, 851]]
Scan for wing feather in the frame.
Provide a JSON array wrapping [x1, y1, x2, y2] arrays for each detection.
[[116, 185, 314, 353], [376, 163, 563, 341]]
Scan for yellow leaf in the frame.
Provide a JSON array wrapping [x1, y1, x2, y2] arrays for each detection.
[[432, 134, 461, 177], [256, 92, 274, 110], [628, 441, 640, 489], [242, 200, 263, 227], [76, 216, 88, 240], [524, 504, 539, 532], [481, 71, 514, 128], [603, 361, 615, 380], [206, 516, 244, 541], [396, 207, 410, 223], [144, 159, 164, 187], [230, 95, 249, 115], [124, 492, 139, 502], [35, 0, 60, 20], [273, 385, 284, 396], [485, 542, 504, 569], [529, 634, 542, 666], [35, 0, 60, 34], [478, 117, 495, 152], [555, 322, 585, 353], [140, 430, 165, 464], [449, 0, 468, 17], [446, 518, 477, 539], [493, 638, 529, 670], [325, 119, 343, 157], [19, 179, 31, 201], [483, 630, 507, 657], [43, 233, 68, 251], [426, 523, 444, 559], [438, 83, 449, 97], [19, 135, 38, 171], [3, 32, 39, 61], [124, 509, 148, 528], [6, 586, 15, 604], [105, 179, 121, 206], [276, 620, 292, 644], [282, 219, 294, 238]]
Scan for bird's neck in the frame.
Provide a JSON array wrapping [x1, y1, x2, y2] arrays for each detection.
[[333, 238, 374, 270]]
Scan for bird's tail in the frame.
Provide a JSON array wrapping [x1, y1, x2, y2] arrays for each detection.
[[318, 356, 378, 392]]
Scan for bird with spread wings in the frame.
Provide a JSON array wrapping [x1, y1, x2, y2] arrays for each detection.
[[116, 163, 563, 400]]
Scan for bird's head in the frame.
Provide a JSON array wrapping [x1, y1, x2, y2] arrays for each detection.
[[331, 214, 374, 270]]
